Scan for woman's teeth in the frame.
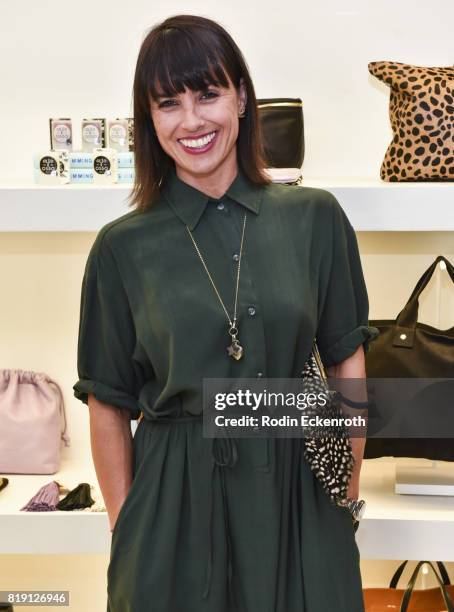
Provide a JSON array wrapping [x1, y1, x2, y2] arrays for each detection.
[[179, 131, 216, 149]]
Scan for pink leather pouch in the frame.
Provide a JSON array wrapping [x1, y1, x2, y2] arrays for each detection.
[[0, 369, 70, 474]]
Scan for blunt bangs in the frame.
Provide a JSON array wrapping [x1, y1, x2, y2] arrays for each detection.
[[147, 28, 234, 101]]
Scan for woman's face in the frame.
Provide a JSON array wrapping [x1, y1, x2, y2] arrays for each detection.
[[150, 74, 247, 183]]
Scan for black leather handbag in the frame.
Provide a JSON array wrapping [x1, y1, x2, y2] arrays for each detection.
[[364, 255, 454, 460], [257, 98, 304, 168]]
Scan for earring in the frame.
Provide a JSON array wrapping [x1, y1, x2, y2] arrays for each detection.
[[238, 106, 246, 118]]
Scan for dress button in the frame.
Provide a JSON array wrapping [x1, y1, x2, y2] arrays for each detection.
[[217, 202, 225, 210], [233, 253, 240, 262], [248, 306, 256, 316]]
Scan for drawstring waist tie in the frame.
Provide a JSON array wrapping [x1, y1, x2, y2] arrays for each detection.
[[138, 412, 239, 607]]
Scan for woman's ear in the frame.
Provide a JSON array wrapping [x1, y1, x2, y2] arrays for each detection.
[[238, 78, 247, 114]]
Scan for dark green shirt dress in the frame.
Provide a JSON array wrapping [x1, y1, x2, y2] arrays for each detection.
[[73, 165, 379, 612]]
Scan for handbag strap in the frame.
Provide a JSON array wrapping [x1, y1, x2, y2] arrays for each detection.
[[397, 255, 454, 329], [311, 340, 328, 382], [47, 378, 71, 447], [400, 561, 454, 612], [390, 560, 451, 587]]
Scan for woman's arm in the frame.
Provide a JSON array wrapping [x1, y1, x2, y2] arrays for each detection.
[[326, 345, 367, 500], [87, 393, 134, 532]]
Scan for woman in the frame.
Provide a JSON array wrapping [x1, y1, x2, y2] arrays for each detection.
[[73, 14, 378, 612]]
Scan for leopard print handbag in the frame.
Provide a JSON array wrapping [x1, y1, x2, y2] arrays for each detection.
[[301, 341, 367, 528], [368, 61, 454, 181]]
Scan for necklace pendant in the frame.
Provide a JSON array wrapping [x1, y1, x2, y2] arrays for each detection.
[[227, 340, 244, 361]]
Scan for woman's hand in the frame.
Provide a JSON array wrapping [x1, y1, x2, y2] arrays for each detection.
[[110, 512, 119, 533], [87, 395, 134, 536], [109, 500, 126, 533], [347, 473, 360, 501], [327, 345, 368, 502]]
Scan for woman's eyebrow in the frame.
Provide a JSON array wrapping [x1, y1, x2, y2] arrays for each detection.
[[153, 85, 217, 102]]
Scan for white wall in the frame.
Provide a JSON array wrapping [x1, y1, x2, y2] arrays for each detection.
[[0, 0, 453, 181]]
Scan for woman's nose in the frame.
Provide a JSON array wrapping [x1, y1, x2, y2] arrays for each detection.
[[180, 104, 205, 131]]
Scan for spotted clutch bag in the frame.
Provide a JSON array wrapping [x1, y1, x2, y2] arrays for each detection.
[[301, 341, 367, 530]]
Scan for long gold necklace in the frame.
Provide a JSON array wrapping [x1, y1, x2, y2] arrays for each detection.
[[186, 211, 247, 361]]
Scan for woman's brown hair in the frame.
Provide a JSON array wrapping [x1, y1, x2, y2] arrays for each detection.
[[128, 14, 271, 212]]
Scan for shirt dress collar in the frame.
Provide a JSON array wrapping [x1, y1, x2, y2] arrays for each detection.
[[161, 164, 264, 230]]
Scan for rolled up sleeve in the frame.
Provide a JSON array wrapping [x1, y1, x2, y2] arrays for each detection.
[[316, 193, 379, 367], [73, 229, 145, 419]]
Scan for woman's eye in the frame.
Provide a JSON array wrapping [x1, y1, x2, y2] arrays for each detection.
[[157, 91, 218, 109], [158, 99, 176, 109]]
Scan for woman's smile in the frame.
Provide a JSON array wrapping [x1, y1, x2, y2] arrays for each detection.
[[177, 130, 219, 154]]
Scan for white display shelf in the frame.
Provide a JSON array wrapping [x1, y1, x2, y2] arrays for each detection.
[[1, 178, 453, 231], [2, 456, 454, 557], [356, 458, 454, 561], [0, 457, 111, 555]]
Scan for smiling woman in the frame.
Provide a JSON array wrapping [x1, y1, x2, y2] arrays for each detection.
[[73, 12, 375, 612], [151, 85, 228, 170], [128, 14, 270, 212]]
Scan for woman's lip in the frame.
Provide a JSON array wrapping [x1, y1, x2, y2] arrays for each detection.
[[177, 130, 219, 155], [177, 130, 217, 142]]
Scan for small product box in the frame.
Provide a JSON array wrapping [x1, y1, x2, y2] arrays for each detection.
[[49, 118, 73, 151], [117, 168, 135, 183], [69, 152, 94, 168], [70, 169, 94, 184], [127, 117, 134, 151], [81, 118, 106, 151], [117, 151, 134, 168], [92, 147, 118, 183], [107, 118, 129, 152], [34, 150, 70, 184]]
